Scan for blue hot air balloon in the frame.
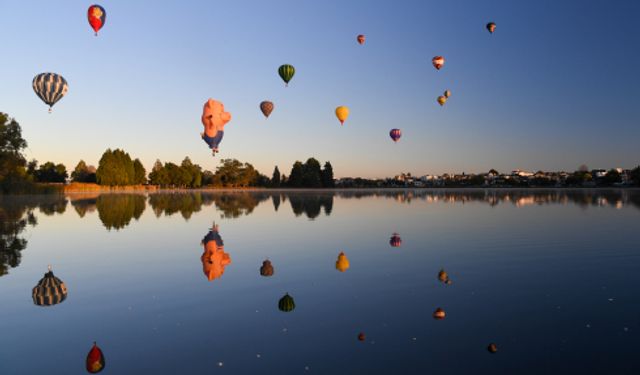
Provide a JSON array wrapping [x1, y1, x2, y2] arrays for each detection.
[[32, 73, 68, 112]]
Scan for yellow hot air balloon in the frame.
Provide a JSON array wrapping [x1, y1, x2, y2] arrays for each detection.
[[335, 106, 349, 126], [335, 252, 350, 272], [437, 96, 447, 106]]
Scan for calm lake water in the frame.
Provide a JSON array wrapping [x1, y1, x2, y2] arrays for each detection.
[[1, 190, 639, 374]]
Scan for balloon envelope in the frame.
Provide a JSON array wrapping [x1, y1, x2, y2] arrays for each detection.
[[32, 73, 68, 110], [335, 106, 349, 125], [278, 293, 295, 312], [437, 96, 447, 106], [278, 64, 295, 86], [357, 34, 365, 45], [86, 342, 105, 373], [444, 90, 451, 98], [432, 56, 445, 70], [335, 252, 350, 272], [389, 129, 401, 143], [486, 22, 496, 34], [260, 101, 274, 118], [87, 5, 106, 35]]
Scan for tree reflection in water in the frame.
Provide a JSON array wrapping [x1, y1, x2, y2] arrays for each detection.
[[96, 194, 146, 230], [0, 196, 66, 277]]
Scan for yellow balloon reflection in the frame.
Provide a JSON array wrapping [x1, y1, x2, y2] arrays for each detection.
[[335, 251, 350, 272], [200, 224, 231, 281]]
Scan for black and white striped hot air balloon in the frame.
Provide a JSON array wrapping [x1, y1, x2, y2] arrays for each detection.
[[32, 73, 68, 113], [32, 266, 68, 306]]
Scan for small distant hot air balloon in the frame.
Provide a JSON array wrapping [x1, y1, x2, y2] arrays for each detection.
[[32, 73, 68, 113], [278, 293, 296, 312], [432, 56, 445, 70], [389, 129, 402, 143], [32, 266, 67, 306], [278, 64, 295, 87], [260, 101, 274, 119], [87, 5, 106, 36], [486, 22, 496, 34], [433, 308, 446, 320], [260, 259, 274, 277], [389, 233, 402, 247], [86, 342, 105, 373], [358, 332, 366, 341], [357, 34, 366, 45], [335, 106, 349, 125], [437, 96, 447, 106], [488, 343, 498, 353], [336, 252, 350, 272], [438, 269, 449, 283], [443, 90, 451, 98]]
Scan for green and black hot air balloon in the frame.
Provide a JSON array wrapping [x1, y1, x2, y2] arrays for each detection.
[[278, 64, 295, 87], [278, 293, 295, 312]]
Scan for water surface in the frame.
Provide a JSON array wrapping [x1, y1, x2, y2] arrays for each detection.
[[1, 190, 639, 374]]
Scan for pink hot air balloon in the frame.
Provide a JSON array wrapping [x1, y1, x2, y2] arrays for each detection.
[[389, 233, 402, 247], [357, 34, 365, 45], [389, 129, 401, 143], [432, 56, 445, 70]]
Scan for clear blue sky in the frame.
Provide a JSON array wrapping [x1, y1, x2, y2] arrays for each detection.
[[1, 0, 638, 178]]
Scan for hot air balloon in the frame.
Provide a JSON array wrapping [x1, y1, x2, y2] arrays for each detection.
[[86, 342, 105, 373], [487, 343, 498, 353], [357, 34, 365, 45], [260, 259, 274, 276], [278, 293, 295, 312], [32, 73, 68, 112], [335, 252, 350, 272], [87, 5, 106, 36], [432, 56, 445, 70], [389, 129, 402, 143], [260, 101, 274, 119], [444, 90, 451, 98], [389, 233, 402, 247], [437, 96, 447, 106], [278, 64, 295, 87], [438, 269, 448, 282], [32, 266, 67, 306], [335, 106, 349, 125], [358, 332, 366, 341], [486, 22, 496, 34], [433, 308, 446, 320]]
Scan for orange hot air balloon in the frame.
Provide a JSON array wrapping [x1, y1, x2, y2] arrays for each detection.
[[437, 96, 447, 106], [86, 342, 105, 373], [486, 22, 497, 34], [488, 343, 498, 353], [432, 56, 445, 70], [433, 307, 446, 320], [358, 332, 366, 341], [335, 106, 349, 125], [201, 228, 231, 281], [357, 34, 366, 45], [260, 259, 274, 277], [336, 252, 350, 272]]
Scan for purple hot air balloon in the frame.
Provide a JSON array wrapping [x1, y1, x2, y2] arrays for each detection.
[[389, 129, 402, 143]]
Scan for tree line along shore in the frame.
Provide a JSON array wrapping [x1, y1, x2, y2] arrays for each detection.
[[2, 112, 639, 194]]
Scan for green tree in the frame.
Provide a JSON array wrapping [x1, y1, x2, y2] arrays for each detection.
[[0, 113, 28, 192], [148, 160, 168, 186], [35, 162, 67, 183], [180, 157, 202, 188], [271, 166, 281, 187], [71, 160, 89, 182], [630, 166, 640, 186], [202, 170, 214, 186], [321, 161, 334, 188], [288, 161, 304, 187], [133, 158, 147, 185], [96, 149, 135, 186], [602, 169, 622, 185], [302, 158, 322, 187]]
